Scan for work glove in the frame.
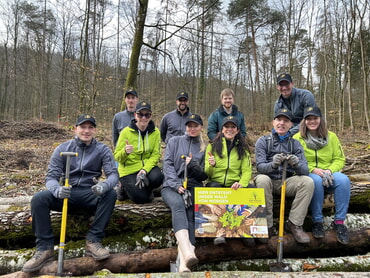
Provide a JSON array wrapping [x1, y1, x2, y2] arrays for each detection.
[[182, 189, 192, 209], [135, 172, 149, 189], [322, 172, 334, 188], [286, 154, 299, 168], [91, 182, 108, 196], [272, 153, 286, 168], [58, 186, 71, 199]]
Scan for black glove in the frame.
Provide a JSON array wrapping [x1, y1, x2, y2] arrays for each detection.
[[322, 172, 334, 188], [272, 153, 286, 168], [91, 182, 108, 196], [135, 172, 149, 189], [58, 186, 71, 199], [182, 189, 192, 208], [286, 154, 299, 168]]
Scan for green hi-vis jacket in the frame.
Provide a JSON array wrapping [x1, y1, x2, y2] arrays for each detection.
[[293, 131, 345, 173], [205, 137, 252, 187]]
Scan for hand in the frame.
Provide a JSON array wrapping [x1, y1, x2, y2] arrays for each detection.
[[91, 182, 108, 196], [135, 171, 149, 189], [125, 140, 133, 154], [58, 186, 71, 199], [208, 152, 216, 167], [286, 154, 299, 168], [185, 153, 192, 166], [231, 182, 242, 190], [272, 153, 286, 168]]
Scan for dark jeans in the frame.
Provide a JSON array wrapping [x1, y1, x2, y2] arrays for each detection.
[[31, 186, 116, 251], [161, 186, 195, 245], [119, 166, 163, 204]]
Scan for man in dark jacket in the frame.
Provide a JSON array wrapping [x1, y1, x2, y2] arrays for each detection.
[[23, 114, 118, 273], [160, 91, 192, 144], [274, 73, 317, 135], [254, 109, 314, 244], [207, 88, 246, 140]]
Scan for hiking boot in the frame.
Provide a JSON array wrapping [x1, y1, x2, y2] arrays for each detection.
[[256, 226, 276, 244], [286, 221, 310, 244], [116, 185, 128, 201], [312, 222, 325, 238], [332, 222, 349, 245], [85, 241, 110, 260], [22, 249, 54, 273], [213, 237, 226, 245]]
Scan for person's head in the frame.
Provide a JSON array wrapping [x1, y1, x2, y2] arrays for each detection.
[[125, 90, 139, 111], [299, 106, 328, 138], [276, 73, 294, 99], [176, 91, 189, 113], [75, 114, 96, 145], [134, 101, 152, 129], [185, 114, 203, 137], [273, 109, 293, 136], [220, 88, 234, 109], [221, 115, 239, 141]]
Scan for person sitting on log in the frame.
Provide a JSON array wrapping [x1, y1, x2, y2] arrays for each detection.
[[205, 115, 253, 245], [114, 101, 164, 204], [161, 114, 208, 272], [254, 109, 314, 244], [293, 106, 351, 244], [23, 114, 119, 273]]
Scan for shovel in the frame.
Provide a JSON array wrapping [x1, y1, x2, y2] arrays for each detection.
[[180, 155, 192, 208], [269, 159, 292, 272], [57, 152, 78, 276]]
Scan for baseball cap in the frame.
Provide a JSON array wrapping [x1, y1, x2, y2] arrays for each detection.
[[177, 91, 189, 100], [274, 109, 293, 121], [303, 106, 322, 118], [222, 115, 238, 127], [277, 73, 293, 84], [185, 114, 203, 126], [136, 101, 152, 112], [76, 114, 96, 127], [125, 90, 138, 97]]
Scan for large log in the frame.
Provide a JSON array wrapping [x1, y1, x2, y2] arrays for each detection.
[[1, 228, 370, 277]]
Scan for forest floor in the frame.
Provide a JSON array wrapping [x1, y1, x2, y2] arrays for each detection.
[[0, 119, 369, 198]]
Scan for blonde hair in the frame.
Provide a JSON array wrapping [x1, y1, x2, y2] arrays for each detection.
[[220, 88, 235, 100]]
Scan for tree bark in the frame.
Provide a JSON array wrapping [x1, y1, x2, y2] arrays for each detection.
[[1, 228, 370, 277]]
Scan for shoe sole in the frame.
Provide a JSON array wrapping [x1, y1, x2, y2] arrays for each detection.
[[22, 256, 54, 273], [85, 251, 110, 261], [186, 257, 199, 269], [312, 233, 325, 239]]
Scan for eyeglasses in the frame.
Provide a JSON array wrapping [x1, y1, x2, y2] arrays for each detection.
[[137, 112, 152, 118]]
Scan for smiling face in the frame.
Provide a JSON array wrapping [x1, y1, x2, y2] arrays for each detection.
[[75, 122, 96, 144], [186, 122, 202, 137], [221, 94, 234, 109], [277, 81, 294, 98], [176, 97, 189, 112], [222, 123, 239, 140], [305, 115, 321, 132], [125, 94, 139, 111], [273, 116, 292, 136], [135, 109, 152, 130]]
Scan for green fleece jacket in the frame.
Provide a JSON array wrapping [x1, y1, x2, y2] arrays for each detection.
[[205, 138, 252, 187], [293, 131, 345, 173], [114, 120, 161, 177]]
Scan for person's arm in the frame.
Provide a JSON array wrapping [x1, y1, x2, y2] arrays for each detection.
[[292, 140, 309, 175], [204, 144, 215, 177], [207, 112, 218, 140], [112, 115, 119, 147], [163, 138, 182, 191], [239, 113, 247, 137], [239, 151, 252, 187], [255, 136, 275, 174], [101, 145, 119, 191], [187, 153, 208, 182], [142, 129, 162, 173], [114, 128, 130, 164], [327, 132, 346, 173]]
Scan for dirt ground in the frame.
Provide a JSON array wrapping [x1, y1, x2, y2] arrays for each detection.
[[0, 120, 369, 198]]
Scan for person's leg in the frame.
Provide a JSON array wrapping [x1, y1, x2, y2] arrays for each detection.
[[308, 173, 325, 223], [254, 175, 273, 228], [331, 172, 351, 221], [120, 173, 152, 204], [147, 166, 164, 189]]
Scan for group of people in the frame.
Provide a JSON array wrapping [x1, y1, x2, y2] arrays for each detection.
[[23, 73, 351, 274]]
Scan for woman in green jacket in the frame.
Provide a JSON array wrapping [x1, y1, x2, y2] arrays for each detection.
[[205, 115, 253, 244], [114, 101, 163, 204], [293, 106, 350, 245]]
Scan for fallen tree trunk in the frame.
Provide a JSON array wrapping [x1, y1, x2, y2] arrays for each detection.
[[1, 228, 369, 277]]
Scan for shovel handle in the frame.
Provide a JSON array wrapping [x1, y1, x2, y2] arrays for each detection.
[[181, 155, 188, 189], [277, 160, 288, 263]]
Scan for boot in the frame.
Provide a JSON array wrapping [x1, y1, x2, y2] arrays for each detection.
[[177, 247, 190, 272], [85, 240, 110, 260], [175, 229, 198, 269], [22, 249, 54, 273]]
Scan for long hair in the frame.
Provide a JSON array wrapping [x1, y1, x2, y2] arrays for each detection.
[[299, 117, 328, 139], [210, 131, 249, 160]]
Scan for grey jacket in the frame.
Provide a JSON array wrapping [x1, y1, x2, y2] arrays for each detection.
[[162, 134, 207, 191], [112, 110, 135, 147], [159, 108, 191, 143], [45, 136, 119, 198], [274, 87, 316, 135], [255, 132, 309, 180]]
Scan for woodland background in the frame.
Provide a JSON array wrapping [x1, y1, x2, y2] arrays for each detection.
[[0, 0, 369, 133]]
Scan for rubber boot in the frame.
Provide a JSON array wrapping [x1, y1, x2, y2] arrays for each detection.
[[177, 247, 190, 272], [175, 229, 198, 269]]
